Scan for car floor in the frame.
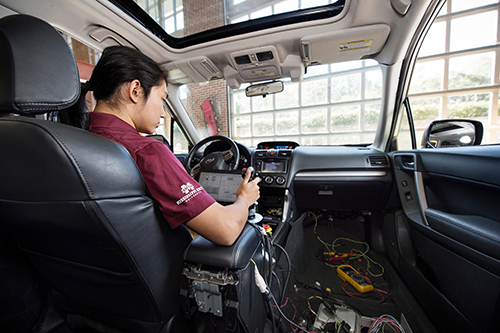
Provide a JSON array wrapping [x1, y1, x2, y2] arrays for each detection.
[[270, 212, 439, 333]]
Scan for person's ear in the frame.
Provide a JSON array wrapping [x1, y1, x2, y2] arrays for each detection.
[[128, 79, 142, 104]]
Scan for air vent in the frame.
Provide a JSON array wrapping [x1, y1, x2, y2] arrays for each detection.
[[368, 155, 388, 166]]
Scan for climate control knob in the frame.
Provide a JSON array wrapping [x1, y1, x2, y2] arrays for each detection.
[[276, 176, 286, 185], [264, 176, 274, 185]]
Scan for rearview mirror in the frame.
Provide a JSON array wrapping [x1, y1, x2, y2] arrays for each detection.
[[245, 81, 284, 97], [422, 119, 483, 148]]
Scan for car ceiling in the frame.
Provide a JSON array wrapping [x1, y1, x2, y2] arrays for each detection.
[[0, 0, 437, 88]]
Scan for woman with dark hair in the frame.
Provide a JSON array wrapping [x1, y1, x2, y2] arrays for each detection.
[[70, 46, 260, 246]]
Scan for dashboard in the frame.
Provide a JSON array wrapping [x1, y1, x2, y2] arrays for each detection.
[[198, 139, 393, 227]]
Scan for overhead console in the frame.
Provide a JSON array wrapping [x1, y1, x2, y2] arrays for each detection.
[[224, 46, 304, 89]]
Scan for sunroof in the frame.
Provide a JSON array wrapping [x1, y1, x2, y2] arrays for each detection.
[[111, 0, 345, 48]]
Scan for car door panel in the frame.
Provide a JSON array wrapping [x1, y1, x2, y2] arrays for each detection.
[[389, 146, 500, 333]]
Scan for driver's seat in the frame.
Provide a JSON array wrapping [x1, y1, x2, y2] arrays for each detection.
[[0, 14, 192, 332]]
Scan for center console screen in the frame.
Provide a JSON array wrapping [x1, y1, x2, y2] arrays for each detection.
[[198, 171, 241, 203], [261, 161, 286, 173]]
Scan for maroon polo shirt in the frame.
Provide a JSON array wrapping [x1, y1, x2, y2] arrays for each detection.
[[88, 112, 215, 229]]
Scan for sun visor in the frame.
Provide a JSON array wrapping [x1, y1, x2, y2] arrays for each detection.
[[300, 24, 391, 66]]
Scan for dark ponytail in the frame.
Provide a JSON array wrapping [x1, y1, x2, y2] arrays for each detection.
[[55, 46, 167, 129]]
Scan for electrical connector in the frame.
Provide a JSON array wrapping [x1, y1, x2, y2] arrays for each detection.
[[253, 263, 271, 301]]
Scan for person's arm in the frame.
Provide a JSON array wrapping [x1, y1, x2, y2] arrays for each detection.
[[185, 169, 260, 246]]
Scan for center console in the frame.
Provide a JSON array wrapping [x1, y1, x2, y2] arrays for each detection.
[[252, 141, 298, 224]]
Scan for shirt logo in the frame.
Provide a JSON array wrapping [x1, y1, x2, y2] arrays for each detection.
[[181, 182, 195, 194], [176, 182, 203, 205]]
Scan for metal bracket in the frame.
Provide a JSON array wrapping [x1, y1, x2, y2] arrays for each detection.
[[183, 265, 238, 317]]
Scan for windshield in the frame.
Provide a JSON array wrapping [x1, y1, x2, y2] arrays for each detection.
[[179, 59, 383, 147]]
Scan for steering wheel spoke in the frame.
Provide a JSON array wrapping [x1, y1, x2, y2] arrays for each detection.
[[184, 135, 240, 179], [189, 163, 201, 178], [222, 149, 234, 163]]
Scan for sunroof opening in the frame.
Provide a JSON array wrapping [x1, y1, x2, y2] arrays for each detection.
[[112, 0, 345, 48]]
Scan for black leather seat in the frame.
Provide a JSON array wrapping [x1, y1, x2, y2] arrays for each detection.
[[0, 14, 192, 333]]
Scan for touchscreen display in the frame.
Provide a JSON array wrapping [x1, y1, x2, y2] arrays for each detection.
[[261, 161, 285, 173], [198, 172, 241, 203]]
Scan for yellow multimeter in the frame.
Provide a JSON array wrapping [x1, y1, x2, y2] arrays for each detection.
[[337, 265, 373, 293]]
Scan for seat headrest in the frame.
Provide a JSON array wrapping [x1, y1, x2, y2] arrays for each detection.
[[0, 14, 80, 115]]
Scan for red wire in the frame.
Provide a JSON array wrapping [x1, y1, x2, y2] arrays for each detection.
[[341, 282, 386, 302], [272, 297, 298, 331]]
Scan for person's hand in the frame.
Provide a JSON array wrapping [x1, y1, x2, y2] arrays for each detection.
[[236, 168, 260, 207]]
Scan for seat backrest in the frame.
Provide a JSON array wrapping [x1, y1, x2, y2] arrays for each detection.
[[0, 14, 191, 333]]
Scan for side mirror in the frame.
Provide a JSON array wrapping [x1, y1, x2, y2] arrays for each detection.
[[245, 80, 283, 97], [422, 119, 483, 148]]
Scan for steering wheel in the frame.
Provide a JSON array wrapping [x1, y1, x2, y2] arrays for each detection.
[[185, 135, 240, 179]]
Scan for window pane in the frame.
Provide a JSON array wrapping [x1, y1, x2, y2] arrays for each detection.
[[164, 16, 175, 33], [328, 133, 361, 145], [176, 12, 184, 30], [232, 91, 250, 114], [365, 70, 383, 99], [250, 6, 272, 19], [410, 97, 441, 128], [331, 60, 363, 72], [301, 135, 328, 145], [275, 83, 299, 108], [162, 0, 173, 16], [331, 73, 361, 102], [418, 21, 446, 57], [305, 64, 329, 77], [396, 105, 413, 150], [274, 0, 298, 14], [410, 60, 444, 94], [364, 104, 380, 130], [447, 93, 491, 120], [252, 114, 274, 136], [301, 0, 329, 10], [452, 0, 497, 12], [450, 11, 497, 52], [173, 121, 189, 154], [276, 111, 299, 135], [301, 78, 328, 106], [331, 105, 360, 131], [252, 94, 274, 112], [448, 52, 494, 89], [233, 115, 252, 137], [301, 108, 327, 133]]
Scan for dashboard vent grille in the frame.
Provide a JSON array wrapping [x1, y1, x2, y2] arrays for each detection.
[[368, 155, 388, 166]]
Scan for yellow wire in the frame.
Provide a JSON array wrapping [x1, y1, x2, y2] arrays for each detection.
[[308, 212, 385, 277]]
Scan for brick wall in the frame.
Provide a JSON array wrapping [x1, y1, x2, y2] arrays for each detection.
[[186, 80, 229, 137], [184, 0, 229, 137]]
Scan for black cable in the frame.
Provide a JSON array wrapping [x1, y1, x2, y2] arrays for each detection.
[[274, 243, 291, 307], [266, 298, 277, 333], [272, 243, 291, 333], [270, 292, 310, 333], [272, 270, 282, 300]]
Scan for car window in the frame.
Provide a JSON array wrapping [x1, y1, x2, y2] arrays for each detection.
[[408, 0, 500, 146], [179, 59, 383, 147]]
